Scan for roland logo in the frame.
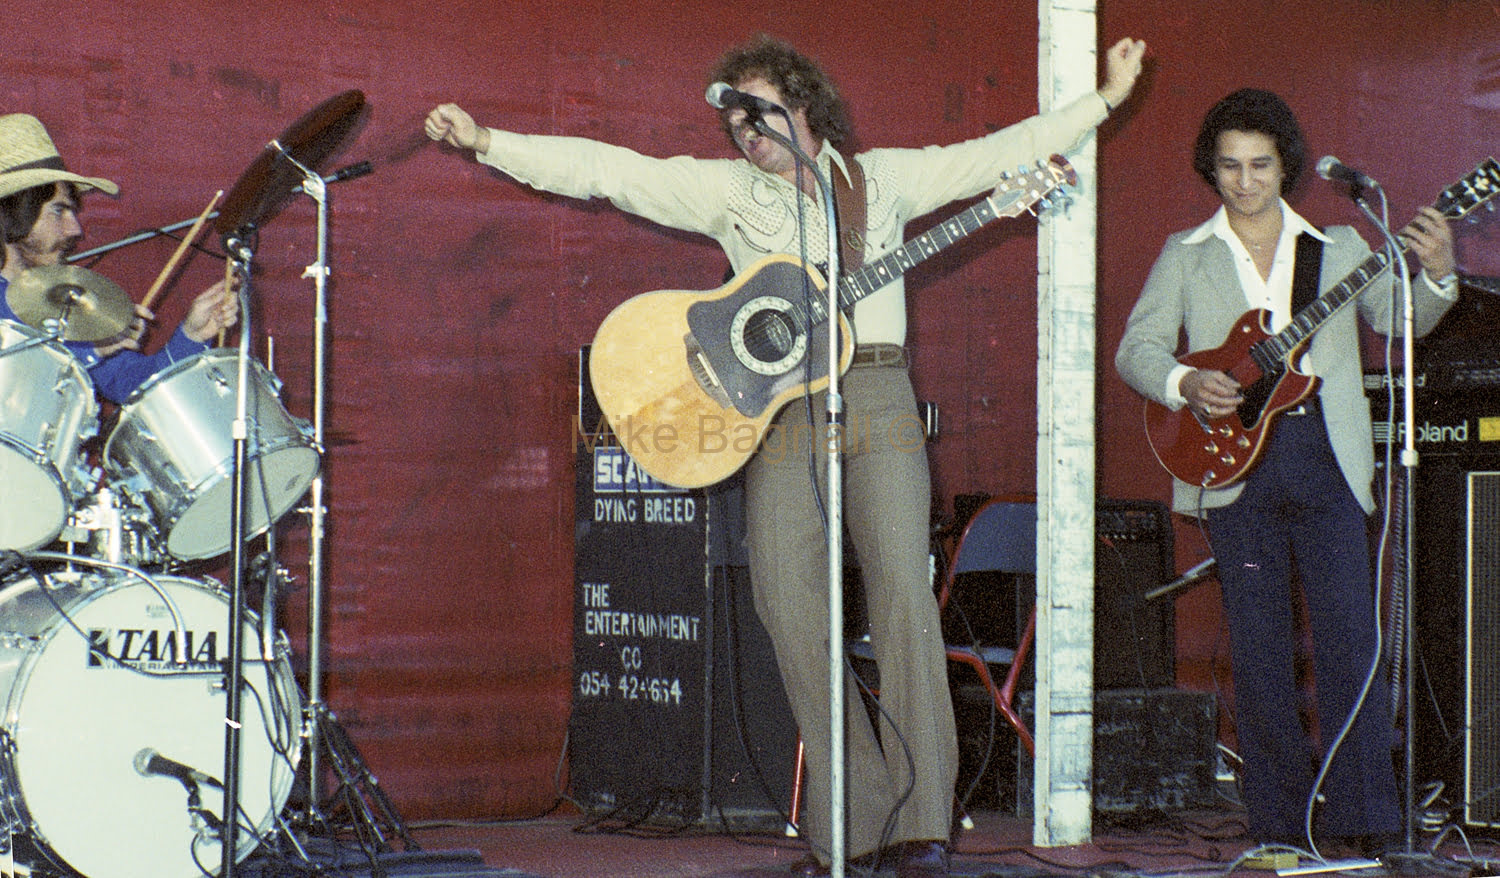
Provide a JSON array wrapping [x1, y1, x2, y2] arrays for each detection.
[[1393, 420, 1469, 444]]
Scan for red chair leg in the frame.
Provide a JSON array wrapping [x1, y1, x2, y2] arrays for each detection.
[[786, 736, 805, 836]]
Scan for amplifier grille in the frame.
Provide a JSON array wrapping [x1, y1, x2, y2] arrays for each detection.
[[1465, 471, 1500, 826]]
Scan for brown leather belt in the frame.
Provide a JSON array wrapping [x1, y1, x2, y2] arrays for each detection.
[[849, 343, 907, 369]]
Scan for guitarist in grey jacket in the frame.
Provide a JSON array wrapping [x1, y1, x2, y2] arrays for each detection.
[[1115, 88, 1456, 857]]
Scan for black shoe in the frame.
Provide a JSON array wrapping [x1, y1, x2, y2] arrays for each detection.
[[1358, 831, 1406, 860], [895, 840, 950, 878]]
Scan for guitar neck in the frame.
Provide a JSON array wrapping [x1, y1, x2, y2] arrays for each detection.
[[1252, 246, 1395, 370], [798, 198, 999, 327], [1252, 156, 1500, 370]]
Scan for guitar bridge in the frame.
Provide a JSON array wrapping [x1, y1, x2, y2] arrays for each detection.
[[685, 334, 732, 408]]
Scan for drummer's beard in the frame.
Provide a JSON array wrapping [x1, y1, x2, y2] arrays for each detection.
[[10, 235, 75, 271]]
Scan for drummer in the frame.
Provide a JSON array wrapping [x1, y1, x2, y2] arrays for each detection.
[[0, 113, 237, 403]]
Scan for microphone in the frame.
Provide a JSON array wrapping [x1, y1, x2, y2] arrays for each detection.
[[704, 82, 787, 117], [1144, 557, 1218, 601], [134, 748, 223, 789], [1316, 155, 1380, 190], [323, 160, 373, 184]]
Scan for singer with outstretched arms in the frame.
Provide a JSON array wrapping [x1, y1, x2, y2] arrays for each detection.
[[427, 33, 1145, 878], [1114, 89, 1456, 856]]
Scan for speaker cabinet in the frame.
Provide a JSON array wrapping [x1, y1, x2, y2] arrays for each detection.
[[570, 347, 796, 829], [1381, 438, 1500, 823], [1463, 472, 1500, 826]]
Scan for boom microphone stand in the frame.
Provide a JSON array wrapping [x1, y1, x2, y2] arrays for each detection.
[[743, 112, 847, 876], [1352, 193, 1421, 856]]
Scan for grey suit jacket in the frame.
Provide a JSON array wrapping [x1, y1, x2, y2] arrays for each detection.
[[1115, 222, 1453, 516]]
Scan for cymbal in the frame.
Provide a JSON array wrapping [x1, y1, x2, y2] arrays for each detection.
[[6, 264, 134, 341], [216, 89, 366, 235]]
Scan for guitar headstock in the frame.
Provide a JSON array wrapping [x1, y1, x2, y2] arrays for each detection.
[[1435, 157, 1500, 220], [985, 154, 1077, 219]]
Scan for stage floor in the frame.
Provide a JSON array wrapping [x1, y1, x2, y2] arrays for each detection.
[[398, 807, 1497, 878]]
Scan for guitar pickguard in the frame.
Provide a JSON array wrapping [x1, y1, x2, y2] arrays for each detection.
[[685, 258, 844, 418]]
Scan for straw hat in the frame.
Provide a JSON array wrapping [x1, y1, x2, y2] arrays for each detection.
[[0, 114, 117, 201]]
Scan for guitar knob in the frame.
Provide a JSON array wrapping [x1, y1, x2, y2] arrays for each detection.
[[1236, 435, 1251, 448], [1203, 442, 1219, 455], [1217, 426, 1235, 437], [1220, 453, 1237, 465]]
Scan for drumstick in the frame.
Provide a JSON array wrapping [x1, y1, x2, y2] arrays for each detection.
[[140, 189, 222, 310]]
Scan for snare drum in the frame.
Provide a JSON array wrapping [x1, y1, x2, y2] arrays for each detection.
[[0, 320, 98, 551], [104, 349, 320, 560], [0, 571, 300, 878]]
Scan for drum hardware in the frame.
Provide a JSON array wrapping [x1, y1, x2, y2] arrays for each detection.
[[58, 486, 161, 569], [4, 264, 134, 343]]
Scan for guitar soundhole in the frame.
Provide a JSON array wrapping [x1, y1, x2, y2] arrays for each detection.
[[729, 295, 809, 376], [742, 308, 798, 363]]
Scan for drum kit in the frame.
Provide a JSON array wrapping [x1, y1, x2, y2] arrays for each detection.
[[0, 91, 371, 878]]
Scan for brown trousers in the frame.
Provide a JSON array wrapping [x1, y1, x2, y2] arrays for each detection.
[[744, 362, 957, 863]]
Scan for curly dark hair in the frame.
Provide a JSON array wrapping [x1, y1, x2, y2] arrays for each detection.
[[1192, 88, 1306, 194], [708, 34, 853, 148]]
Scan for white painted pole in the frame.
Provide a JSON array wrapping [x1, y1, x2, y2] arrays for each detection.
[[1033, 0, 1098, 848]]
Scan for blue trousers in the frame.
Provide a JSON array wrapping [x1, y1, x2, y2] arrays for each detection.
[[1206, 408, 1400, 843]]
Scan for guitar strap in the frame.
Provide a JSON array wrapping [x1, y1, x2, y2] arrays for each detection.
[[1291, 232, 1324, 314], [832, 157, 867, 270]]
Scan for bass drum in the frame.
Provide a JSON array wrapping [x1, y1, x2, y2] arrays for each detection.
[[0, 572, 301, 878]]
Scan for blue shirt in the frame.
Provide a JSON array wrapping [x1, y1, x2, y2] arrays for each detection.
[[0, 274, 209, 403]]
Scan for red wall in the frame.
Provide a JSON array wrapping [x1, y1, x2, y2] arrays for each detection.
[[4, 0, 1497, 817]]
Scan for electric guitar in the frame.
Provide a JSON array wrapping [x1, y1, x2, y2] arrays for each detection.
[[589, 156, 1076, 488], [1461, 273, 1500, 297], [1144, 157, 1500, 490]]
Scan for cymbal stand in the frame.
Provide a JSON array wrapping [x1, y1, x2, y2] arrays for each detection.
[[277, 147, 412, 852], [273, 146, 334, 820]]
